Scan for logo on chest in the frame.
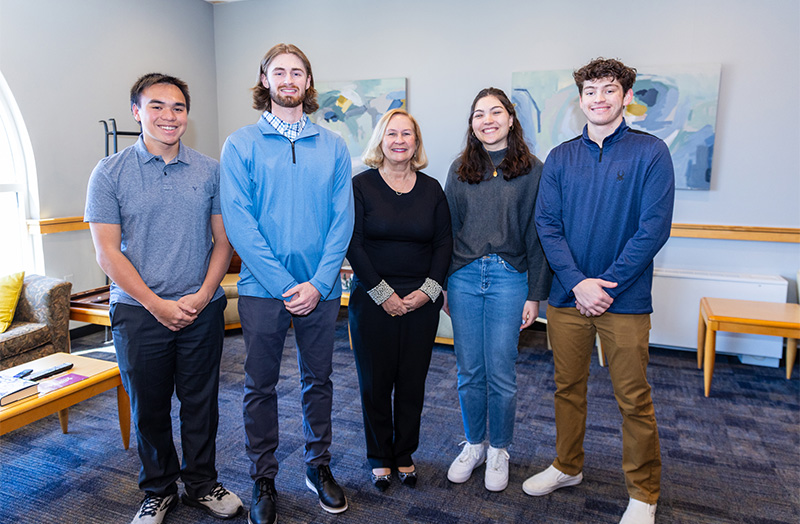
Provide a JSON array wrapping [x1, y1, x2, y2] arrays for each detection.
[[616, 171, 625, 182]]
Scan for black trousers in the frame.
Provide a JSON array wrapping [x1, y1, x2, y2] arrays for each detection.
[[348, 283, 441, 469], [110, 296, 226, 498]]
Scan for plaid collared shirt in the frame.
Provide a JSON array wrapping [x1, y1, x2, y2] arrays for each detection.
[[263, 111, 308, 142]]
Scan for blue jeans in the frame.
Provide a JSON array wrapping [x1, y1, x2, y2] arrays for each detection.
[[447, 255, 527, 449]]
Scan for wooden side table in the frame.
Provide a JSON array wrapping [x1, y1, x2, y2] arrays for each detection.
[[697, 297, 800, 397]]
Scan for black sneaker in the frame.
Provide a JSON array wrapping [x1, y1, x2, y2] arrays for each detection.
[[305, 465, 348, 514], [131, 493, 177, 524], [248, 477, 277, 524]]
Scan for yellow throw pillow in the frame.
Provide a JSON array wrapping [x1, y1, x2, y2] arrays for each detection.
[[0, 271, 25, 333]]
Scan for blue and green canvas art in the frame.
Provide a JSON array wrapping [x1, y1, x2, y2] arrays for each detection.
[[512, 64, 721, 190], [311, 77, 406, 162]]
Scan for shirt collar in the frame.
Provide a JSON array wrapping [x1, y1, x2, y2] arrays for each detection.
[[263, 111, 308, 142], [582, 119, 629, 149], [133, 135, 189, 165]]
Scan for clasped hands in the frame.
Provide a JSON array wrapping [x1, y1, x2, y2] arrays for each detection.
[[572, 278, 618, 317], [150, 291, 212, 331], [381, 290, 429, 317]]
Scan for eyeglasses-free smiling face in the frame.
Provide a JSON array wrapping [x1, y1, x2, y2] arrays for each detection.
[[579, 77, 633, 130], [262, 52, 311, 109], [132, 83, 188, 158], [381, 114, 417, 166], [471, 95, 514, 152]]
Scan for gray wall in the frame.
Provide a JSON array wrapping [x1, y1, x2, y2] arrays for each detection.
[[213, 0, 800, 297], [0, 0, 219, 292], [0, 0, 798, 301]]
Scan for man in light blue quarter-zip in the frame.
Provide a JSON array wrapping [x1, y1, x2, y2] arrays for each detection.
[[219, 43, 354, 524]]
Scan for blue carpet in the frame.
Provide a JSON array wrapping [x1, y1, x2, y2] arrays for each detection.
[[1, 311, 798, 523]]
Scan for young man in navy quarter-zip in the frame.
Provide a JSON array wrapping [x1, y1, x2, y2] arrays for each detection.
[[86, 73, 242, 524], [219, 44, 354, 524], [527, 58, 675, 524]]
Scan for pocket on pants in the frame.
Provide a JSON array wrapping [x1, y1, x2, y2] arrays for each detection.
[[497, 257, 521, 273]]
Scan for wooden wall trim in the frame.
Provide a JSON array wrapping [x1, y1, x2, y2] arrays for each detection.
[[27, 216, 88, 235], [27, 217, 800, 243], [670, 224, 800, 243]]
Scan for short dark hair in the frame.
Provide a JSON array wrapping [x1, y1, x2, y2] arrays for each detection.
[[573, 58, 637, 95], [130, 73, 191, 112], [251, 43, 319, 114], [456, 87, 533, 184]]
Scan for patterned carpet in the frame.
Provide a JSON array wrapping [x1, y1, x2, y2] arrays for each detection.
[[1, 310, 798, 523]]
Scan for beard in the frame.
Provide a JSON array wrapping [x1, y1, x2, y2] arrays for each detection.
[[270, 86, 304, 109]]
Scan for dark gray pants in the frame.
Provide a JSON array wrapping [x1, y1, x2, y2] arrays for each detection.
[[239, 296, 339, 480], [110, 297, 226, 498]]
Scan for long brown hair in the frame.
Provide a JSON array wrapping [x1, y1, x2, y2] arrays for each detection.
[[456, 87, 533, 184], [251, 43, 319, 114]]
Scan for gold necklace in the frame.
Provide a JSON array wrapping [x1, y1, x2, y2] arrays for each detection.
[[380, 168, 414, 195], [490, 155, 499, 177]]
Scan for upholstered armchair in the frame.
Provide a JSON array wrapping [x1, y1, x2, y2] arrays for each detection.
[[0, 275, 72, 369]]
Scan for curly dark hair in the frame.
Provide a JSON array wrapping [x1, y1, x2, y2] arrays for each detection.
[[130, 73, 190, 112], [456, 87, 533, 184], [573, 57, 637, 95], [251, 43, 319, 114]]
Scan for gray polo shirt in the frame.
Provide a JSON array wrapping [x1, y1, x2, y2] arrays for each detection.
[[85, 136, 224, 307]]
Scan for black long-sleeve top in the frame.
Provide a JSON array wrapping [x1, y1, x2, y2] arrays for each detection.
[[347, 168, 452, 296]]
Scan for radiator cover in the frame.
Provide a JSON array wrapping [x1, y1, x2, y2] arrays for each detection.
[[650, 268, 788, 367]]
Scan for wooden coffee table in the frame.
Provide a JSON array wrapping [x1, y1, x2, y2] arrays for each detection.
[[0, 352, 130, 448]]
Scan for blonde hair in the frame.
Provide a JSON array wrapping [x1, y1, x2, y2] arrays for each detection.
[[362, 109, 428, 170]]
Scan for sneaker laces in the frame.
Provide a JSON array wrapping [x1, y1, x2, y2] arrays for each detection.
[[456, 441, 483, 464], [204, 483, 230, 501], [138, 494, 166, 517], [486, 448, 509, 472]]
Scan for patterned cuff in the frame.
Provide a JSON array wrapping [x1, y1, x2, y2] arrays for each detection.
[[367, 280, 395, 305], [419, 278, 442, 303]]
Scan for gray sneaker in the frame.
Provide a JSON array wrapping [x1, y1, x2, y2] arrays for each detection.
[[131, 493, 177, 524], [181, 482, 243, 519]]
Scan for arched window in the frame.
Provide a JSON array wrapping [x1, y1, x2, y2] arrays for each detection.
[[0, 70, 40, 276]]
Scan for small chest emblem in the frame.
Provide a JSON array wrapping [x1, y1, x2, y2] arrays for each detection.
[[192, 186, 198, 191], [616, 171, 625, 182]]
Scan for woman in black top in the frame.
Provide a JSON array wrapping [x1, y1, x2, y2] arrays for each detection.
[[347, 108, 452, 491]]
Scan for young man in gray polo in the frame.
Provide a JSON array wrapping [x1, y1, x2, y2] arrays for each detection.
[[85, 73, 242, 524]]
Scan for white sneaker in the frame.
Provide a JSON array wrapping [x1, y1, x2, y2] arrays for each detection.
[[131, 493, 177, 524], [619, 498, 657, 524], [522, 464, 583, 496], [447, 441, 487, 483], [181, 482, 243, 519], [484, 447, 510, 491]]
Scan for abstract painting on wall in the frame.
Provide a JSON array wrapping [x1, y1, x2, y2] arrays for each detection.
[[310, 77, 406, 166], [511, 64, 721, 190]]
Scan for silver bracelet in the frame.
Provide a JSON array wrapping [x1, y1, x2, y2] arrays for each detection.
[[419, 277, 442, 302], [367, 280, 395, 305]]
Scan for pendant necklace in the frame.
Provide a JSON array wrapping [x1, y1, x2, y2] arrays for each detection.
[[490, 155, 499, 177], [381, 168, 412, 195]]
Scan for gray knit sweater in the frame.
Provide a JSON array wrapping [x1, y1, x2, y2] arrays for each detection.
[[444, 148, 552, 301]]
